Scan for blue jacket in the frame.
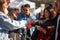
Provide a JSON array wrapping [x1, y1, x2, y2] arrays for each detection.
[[17, 13, 38, 36], [17, 13, 37, 20]]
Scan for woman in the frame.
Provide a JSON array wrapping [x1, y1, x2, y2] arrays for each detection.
[[36, 8, 54, 40], [0, 0, 27, 40]]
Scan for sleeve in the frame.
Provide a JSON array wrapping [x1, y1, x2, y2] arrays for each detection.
[[40, 14, 60, 26], [35, 18, 55, 26], [31, 14, 37, 20], [30, 13, 38, 23], [40, 19, 55, 26], [0, 15, 27, 31]]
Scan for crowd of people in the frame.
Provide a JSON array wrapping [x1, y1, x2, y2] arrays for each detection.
[[0, 0, 60, 40]]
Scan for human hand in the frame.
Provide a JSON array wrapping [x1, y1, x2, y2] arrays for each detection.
[[27, 18, 36, 24], [37, 26, 46, 34]]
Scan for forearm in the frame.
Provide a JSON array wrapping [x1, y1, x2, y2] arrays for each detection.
[[35, 19, 55, 26]]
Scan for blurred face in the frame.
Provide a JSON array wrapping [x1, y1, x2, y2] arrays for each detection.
[[3, 0, 10, 8], [44, 10, 50, 18], [24, 7, 31, 15]]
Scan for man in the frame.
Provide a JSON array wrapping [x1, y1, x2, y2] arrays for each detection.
[[17, 4, 38, 40]]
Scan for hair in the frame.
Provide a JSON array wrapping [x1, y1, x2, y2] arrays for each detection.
[[24, 4, 30, 8], [43, 7, 53, 19], [21, 5, 25, 8], [0, 0, 10, 13], [7, 10, 16, 20]]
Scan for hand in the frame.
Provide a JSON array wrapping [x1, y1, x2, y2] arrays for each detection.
[[48, 26, 54, 29], [27, 18, 36, 24], [27, 18, 32, 24], [37, 26, 46, 34]]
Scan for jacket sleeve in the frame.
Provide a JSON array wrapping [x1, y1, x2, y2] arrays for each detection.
[[35, 18, 55, 26], [40, 14, 60, 26], [0, 14, 27, 31], [41, 19, 55, 26]]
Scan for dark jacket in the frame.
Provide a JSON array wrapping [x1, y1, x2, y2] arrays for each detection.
[[46, 13, 60, 40], [36, 13, 60, 40]]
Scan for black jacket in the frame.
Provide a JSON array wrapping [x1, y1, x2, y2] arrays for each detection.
[[36, 13, 60, 40], [45, 13, 60, 40]]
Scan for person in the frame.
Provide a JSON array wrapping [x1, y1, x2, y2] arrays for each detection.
[[17, 4, 37, 20], [36, 4, 60, 40], [16, 5, 25, 20], [17, 4, 38, 40], [0, 0, 27, 40], [36, 7, 54, 40], [7, 9, 17, 20]]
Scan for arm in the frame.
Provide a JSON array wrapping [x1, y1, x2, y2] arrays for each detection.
[[0, 14, 27, 31], [41, 14, 59, 26], [41, 19, 55, 26], [35, 18, 55, 26]]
